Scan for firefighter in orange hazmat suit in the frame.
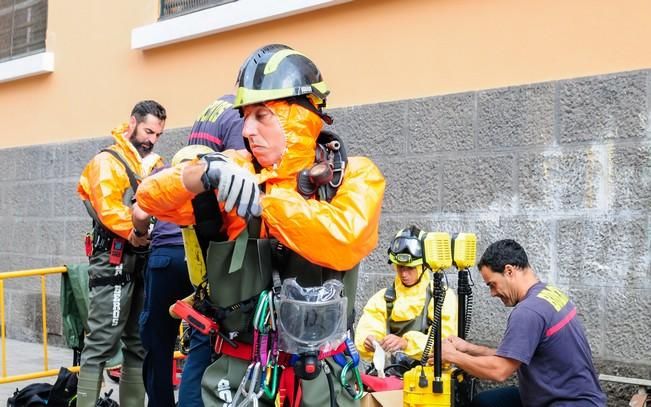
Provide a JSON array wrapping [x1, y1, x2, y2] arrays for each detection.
[[136, 44, 385, 406]]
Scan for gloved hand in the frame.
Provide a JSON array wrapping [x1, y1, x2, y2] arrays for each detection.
[[200, 153, 261, 218]]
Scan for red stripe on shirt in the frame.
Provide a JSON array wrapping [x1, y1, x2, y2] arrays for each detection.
[[189, 132, 223, 146], [546, 307, 576, 337]]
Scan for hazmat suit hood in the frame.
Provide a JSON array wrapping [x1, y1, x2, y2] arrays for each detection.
[[108, 122, 146, 177], [256, 99, 323, 191]]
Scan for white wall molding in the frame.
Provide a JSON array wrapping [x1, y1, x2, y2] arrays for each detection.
[[0, 52, 54, 84], [131, 0, 352, 50]]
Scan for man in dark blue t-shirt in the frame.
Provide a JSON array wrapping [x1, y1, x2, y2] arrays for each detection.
[[440, 239, 606, 407], [135, 94, 245, 407]]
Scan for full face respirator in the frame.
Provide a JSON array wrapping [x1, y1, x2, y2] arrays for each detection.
[[276, 278, 348, 380]]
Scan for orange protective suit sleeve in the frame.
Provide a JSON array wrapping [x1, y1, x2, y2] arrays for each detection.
[[135, 163, 197, 225]]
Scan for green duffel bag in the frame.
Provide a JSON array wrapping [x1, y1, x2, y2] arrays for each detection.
[[205, 226, 273, 335]]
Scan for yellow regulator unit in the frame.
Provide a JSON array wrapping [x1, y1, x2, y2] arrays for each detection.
[[401, 231, 480, 407], [404, 366, 452, 407]]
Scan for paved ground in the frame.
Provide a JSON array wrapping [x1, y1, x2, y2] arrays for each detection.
[[0, 338, 119, 403]]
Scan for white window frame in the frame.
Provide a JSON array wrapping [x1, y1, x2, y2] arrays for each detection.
[[131, 0, 352, 50], [0, 51, 54, 84]]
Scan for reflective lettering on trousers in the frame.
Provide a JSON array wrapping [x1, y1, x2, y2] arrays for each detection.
[[111, 264, 123, 327], [111, 285, 121, 326], [217, 378, 232, 405]]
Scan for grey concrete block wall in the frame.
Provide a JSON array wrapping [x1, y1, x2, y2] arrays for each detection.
[[334, 69, 650, 405], [0, 70, 649, 404]]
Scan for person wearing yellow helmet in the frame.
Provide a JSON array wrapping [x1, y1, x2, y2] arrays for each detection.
[[232, 44, 332, 123], [355, 226, 458, 374], [135, 44, 385, 407]]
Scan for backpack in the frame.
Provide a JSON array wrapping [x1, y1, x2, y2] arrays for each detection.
[[6, 383, 51, 407], [47, 367, 78, 407], [6, 367, 77, 407]]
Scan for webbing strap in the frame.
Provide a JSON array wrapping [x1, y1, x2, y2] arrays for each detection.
[[278, 366, 302, 407], [228, 227, 249, 274], [100, 148, 140, 193], [217, 338, 253, 361], [228, 216, 263, 274], [83, 148, 140, 234], [384, 282, 396, 335]]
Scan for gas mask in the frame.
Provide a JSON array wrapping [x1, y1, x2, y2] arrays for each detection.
[[276, 278, 347, 356]]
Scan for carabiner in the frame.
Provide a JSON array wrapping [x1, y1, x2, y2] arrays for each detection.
[[239, 362, 264, 407], [340, 360, 364, 400], [261, 361, 280, 399], [232, 363, 255, 406], [253, 292, 269, 331], [267, 291, 276, 331]]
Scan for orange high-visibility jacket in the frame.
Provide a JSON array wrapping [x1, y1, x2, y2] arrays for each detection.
[[136, 101, 385, 271], [78, 123, 163, 240]]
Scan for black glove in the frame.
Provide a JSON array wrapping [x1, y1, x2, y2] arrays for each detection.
[[200, 153, 261, 218]]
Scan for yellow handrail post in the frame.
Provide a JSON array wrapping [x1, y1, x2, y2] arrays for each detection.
[[0, 266, 67, 383], [0, 279, 6, 377], [40, 275, 49, 371]]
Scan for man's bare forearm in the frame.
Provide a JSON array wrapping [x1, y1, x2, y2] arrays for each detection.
[[465, 342, 496, 357], [131, 202, 151, 233], [447, 352, 518, 382]]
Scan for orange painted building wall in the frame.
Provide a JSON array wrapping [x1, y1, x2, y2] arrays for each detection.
[[1, 0, 650, 148]]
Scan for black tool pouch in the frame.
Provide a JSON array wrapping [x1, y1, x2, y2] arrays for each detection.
[[205, 222, 272, 336]]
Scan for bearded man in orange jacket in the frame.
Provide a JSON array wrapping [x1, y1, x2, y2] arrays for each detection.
[[77, 100, 166, 407]]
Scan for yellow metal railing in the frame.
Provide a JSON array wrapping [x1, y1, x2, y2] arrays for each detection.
[[0, 266, 79, 384], [0, 265, 186, 385]]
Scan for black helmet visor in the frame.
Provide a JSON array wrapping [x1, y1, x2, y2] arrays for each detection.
[[390, 236, 422, 259]]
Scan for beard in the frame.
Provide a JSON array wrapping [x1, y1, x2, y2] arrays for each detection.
[[129, 129, 154, 157]]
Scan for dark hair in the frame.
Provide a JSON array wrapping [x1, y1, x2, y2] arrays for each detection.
[[131, 100, 167, 123], [477, 239, 529, 273]]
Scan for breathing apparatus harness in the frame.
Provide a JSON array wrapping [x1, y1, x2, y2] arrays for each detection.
[[82, 148, 148, 288], [176, 130, 362, 406]]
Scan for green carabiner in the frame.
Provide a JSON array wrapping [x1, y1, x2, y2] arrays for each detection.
[[340, 360, 364, 400], [253, 291, 270, 331], [262, 361, 279, 399]]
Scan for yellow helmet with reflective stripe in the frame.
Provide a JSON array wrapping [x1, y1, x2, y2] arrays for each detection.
[[388, 226, 426, 267], [233, 44, 330, 109]]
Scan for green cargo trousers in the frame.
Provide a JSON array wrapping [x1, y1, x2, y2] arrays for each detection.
[[77, 249, 147, 407], [201, 354, 359, 407]]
